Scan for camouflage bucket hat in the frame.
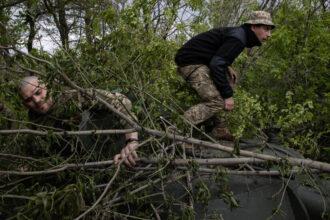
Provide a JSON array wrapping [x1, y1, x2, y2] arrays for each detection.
[[244, 11, 275, 29]]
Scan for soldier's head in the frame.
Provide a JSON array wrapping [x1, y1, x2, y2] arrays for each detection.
[[245, 11, 275, 44], [18, 76, 53, 114]]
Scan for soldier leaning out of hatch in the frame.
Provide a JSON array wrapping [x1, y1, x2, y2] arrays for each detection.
[[175, 11, 275, 140], [18, 76, 139, 167]]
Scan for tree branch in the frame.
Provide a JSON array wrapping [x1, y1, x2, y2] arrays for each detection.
[[74, 138, 152, 220], [0, 128, 136, 136], [177, 167, 321, 176], [0, 153, 40, 161], [142, 128, 330, 172], [0, 157, 265, 176]]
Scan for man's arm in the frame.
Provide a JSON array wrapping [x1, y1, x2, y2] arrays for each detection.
[[113, 132, 139, 167], [77, 90, 140, 167], [209, 37, 244, 110], [78, 89, 137, 127]]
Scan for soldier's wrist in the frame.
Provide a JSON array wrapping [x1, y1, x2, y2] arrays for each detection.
[[125, 138, 139, 145]]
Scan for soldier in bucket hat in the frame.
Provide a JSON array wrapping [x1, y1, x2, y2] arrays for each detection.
[[175, 11, 275, 140]]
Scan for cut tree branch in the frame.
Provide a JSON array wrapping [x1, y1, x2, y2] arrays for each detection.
[[74, 137, 152, 220], [0, 157, 265, 176], [177, 167, 321, 176], [0, 128, 136, 136]]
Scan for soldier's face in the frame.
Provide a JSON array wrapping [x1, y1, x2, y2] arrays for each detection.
[[251, 25, 272, 43], [19, 79, 53, 114]]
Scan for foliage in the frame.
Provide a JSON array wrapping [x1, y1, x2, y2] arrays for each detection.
[[195, 180, 211, 209], [0, 0, 329, 219]]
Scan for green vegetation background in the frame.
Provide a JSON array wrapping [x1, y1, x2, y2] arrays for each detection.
[[0, 0, 329, 219]]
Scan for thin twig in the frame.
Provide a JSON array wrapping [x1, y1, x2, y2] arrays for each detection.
[[1, 194, 32, 200], [266, 171, 294, 220], [177, 167, 321, 176], [74, 138, 152, 220], [0, 153, 40, 162], [182, 144, 194, 209], [0, 176, 33, 189], [150, 203, 161, 220], [105, 175, 164, 206]]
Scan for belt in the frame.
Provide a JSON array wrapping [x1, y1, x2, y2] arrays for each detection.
[[180, 65, 203, 81]]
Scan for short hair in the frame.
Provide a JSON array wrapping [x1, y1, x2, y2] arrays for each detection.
[[18, 76, 39, 91]]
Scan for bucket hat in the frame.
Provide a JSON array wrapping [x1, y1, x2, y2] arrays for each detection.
[[244, 11, 275, 29]]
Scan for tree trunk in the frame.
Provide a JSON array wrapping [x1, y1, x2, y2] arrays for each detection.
[[43, 0, 70, 49]]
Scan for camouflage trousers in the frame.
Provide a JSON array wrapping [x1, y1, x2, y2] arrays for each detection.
[[178, 64, 235, 127]]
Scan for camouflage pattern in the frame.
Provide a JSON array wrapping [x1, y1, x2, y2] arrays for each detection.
[[87, 89, 137, 128], [25, 89, 138, 157], [28, 89, 136, 130], [178, 64, 234, 127], [244, 11, 275, 29]]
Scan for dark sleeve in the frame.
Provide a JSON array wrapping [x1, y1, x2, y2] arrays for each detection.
[[209, 38, 245, 99]]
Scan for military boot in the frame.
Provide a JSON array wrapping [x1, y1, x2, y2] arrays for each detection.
[[211, 113, 234, 141], [211, 127, 234, 141]]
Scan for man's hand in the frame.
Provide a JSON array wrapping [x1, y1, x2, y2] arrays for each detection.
[[227, 66, 238, 84], [224, 97, 234, 111], [113, 142, 138, 167]]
